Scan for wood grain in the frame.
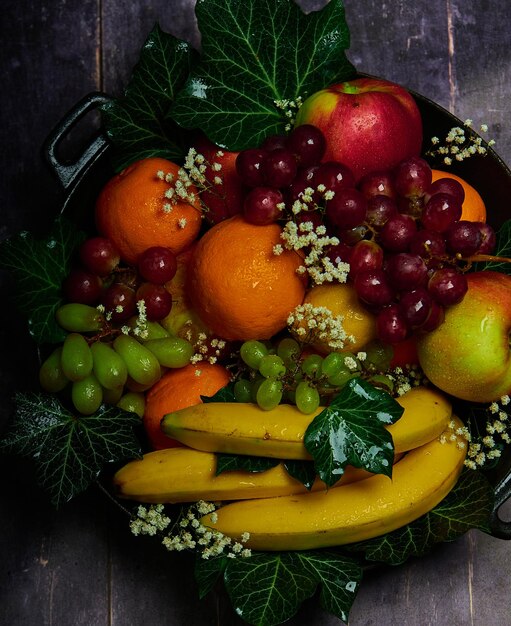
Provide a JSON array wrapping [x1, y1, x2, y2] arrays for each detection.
[[1, 1, 510, 625]]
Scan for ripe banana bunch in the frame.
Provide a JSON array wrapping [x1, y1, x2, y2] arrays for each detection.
[[200, 416, 466, 550], [115, 385, 462, 528]]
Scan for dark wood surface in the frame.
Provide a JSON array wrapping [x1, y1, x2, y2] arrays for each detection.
[[1, 1, 511, 624]]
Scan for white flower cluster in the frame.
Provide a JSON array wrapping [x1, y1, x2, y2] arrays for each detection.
[[287, 302, 353, 351], [160, 148, 226, 220], [439, 395, 510, 469], [288, 185, 334, 218], [157, 166, 199, 210], [130, 504, 171, 536], [276, 220, 350, 285], [274, 96, 303, 131], [95, 299, 149, 340], [190, 332, 227, 366], [387, 365, 427, 397], [127, 299, 149, 339], [96, 302, 113, 323], [184, 148, 224, 187], [427, 120, 495, 165], [130, 501, 252, 561]]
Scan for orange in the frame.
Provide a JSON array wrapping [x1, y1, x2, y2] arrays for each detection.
[[143, 362, 230, 450], [95, 157, 202, 265], [431, 169, 486, 222], [298, 283, 377, 353], [186, 215, 306, 341]]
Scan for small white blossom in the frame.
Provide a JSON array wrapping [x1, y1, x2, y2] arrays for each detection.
[[427, 121, 495, 163], [287, 303, 351, 351]]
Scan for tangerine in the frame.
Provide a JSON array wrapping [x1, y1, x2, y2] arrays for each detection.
[[186, 215, 306, 341], [95, 157, 202, 265], [299, 283, 377, 353], [431, 169, 486, 222], [143, 362, 230, 450]]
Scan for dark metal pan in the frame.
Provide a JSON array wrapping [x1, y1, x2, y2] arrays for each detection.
[[42, 88, 511, 539]]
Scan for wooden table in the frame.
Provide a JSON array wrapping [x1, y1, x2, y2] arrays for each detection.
[[1, 1, 511, 624]]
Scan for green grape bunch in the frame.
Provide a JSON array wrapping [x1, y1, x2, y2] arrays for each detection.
[[39, 303, 195, 417], [234, 337, 395, 414]]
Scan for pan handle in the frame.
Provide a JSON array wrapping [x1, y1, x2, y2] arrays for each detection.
[[43, 92, 112, 190], [490, 473, 511, 539]]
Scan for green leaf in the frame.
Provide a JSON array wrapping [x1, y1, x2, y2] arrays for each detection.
[[297, 551, 362, 623], [215, 455, 317, 491], [170, 0, 355, 150], [216, 453, 279, 475], [201, 382, 237, 403], [304, 377, 404, 487], [101, 24, 199, 170], [0, 217, 85, 344], [223, 551, 362, 625], [224, 552, 317, 625], [474, 219, 511, 274], [0, 392, 142, 507], [194, 555, 228, 599], [348, 469, 494, 565], [283, 459, 317, 490]]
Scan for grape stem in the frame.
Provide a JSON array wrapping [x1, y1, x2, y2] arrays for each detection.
[[466, 253, 511, 264]]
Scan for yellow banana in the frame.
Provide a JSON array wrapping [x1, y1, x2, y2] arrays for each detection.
[[199, 416, 467, 551], [162, 402, 312, 459], [113, 446, 392, 504], [161, 385, 451, 459], [388, 385, 452, 451]]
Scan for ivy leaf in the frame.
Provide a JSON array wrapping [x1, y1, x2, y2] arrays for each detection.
[[216, 453, 279, 475], [170, 0, 355, 150], [304, 377, 404, 487], [283, 459, 317, 490], [0, 217, 85, 344], [223, 551, 362, 625], [297, 551, 363, 623], [348, 469, 494, 565], [215, 455, 317, 491], [201, 383, 236, 403], [0, 392, 142, 507], [194, 555, 228, 599], [101, 24, 199, 171], [224, 552, 317, 625], [474, 219, 511, 274]]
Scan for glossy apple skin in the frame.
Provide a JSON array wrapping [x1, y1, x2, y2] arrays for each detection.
[[294, 77, 422, 182], [192, 136, 245, 224], [417, 271, 511, 403]]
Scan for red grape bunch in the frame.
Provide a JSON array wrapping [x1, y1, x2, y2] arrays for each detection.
[[352, 155, 495, 343], [64, 238, 177, 323], [234, 124, 496, 345]]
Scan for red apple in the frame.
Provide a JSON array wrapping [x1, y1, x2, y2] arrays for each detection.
[[191, 135, 245, 224], [294, 77, 423, 182], [417, 270, 511, 403]]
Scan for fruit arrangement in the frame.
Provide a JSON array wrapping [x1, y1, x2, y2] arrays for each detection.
[[1, 1, 511, 624]]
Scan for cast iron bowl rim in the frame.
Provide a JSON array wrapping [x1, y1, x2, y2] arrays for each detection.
[[42, 86, 511, 539]]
